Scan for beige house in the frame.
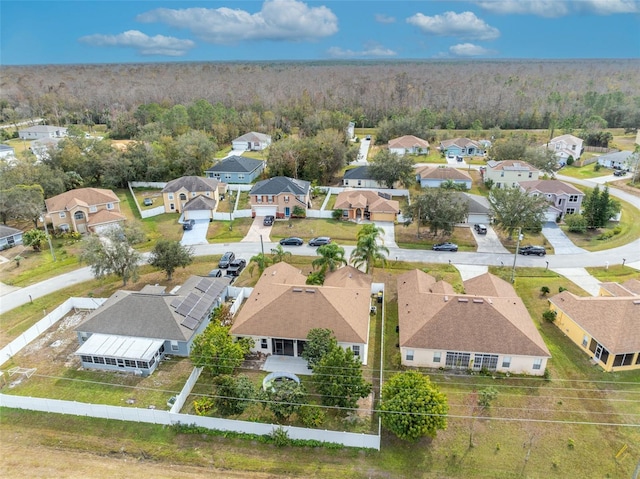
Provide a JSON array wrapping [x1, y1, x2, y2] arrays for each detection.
[[249, 176, 311, 219], [397, 270, 551, 375], [334, 189, 399, 222], [230, 263, 372, 365], [548, 283, 640, 372], [45, 188, 125, 234], [388, 135, 430, 156], [484, 160, 540, 189], [161, 176, 223, 219]]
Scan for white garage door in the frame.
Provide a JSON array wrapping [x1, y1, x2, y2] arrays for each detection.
[[253, 206, 278, 217], [184, 210, 211, 221], [544, 209, 558, 222]]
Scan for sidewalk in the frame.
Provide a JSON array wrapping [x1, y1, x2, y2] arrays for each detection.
[[550, 267, 602, 296]]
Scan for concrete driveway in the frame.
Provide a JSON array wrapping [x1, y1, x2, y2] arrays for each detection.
[[373, 221, 397, 248], [471, 225, 509, 254], [242, 216, 272, 243], [356, 137, 371, 163], [541, 222, 587, 255], [180, 219, 209, 246]]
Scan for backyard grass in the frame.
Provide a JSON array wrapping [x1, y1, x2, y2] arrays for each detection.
[[237, 191, 251, 210], [325, 193, 337, 210], [309, 191, 329, 210], [270, 218, 360, 245], [394, 224, 477, 251], [558, 162, 612, 179], [131, 187, 164, 211]]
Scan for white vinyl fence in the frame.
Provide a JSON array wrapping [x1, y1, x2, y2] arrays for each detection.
[[0, 394, 380, 450], [0, 297, 105, 367], [170, 367, 202, 413]]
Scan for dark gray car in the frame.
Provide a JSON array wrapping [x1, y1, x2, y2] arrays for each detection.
[[218, 251, 235, 268], [309, 236, 331, 246]]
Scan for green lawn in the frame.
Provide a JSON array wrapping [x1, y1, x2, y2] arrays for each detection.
[[130, 187, 164, 211], [585, 264, 640, 283], [394, 224, 477, 251], [207, 217, 253, 243], [270, 218, 360, 244], [558, 162, 612, 179]]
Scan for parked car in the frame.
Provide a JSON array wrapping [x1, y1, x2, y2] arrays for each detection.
[[218, 251, 235, 268], [474, 224, 487, 234], [432, 242, 458, 252], [279, 237, 304, 246], [226, 258, 247, 277], [519, 245, 546, 256], [365, 135, 371, 141], [613, 169, 626, 177], [263, 215, 275, 226], [309, 236, 332, 246], [207, 268, 223, 278], [143, 198, 153, 206], [182, 219, 195, 231]]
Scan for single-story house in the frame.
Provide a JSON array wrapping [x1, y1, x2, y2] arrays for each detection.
[[415, 166, 473, 189], [161, 176, 224, 219], [455, 192, 492, 225], [342, 166, 387, 188], [439, 138, 487, 157], [484, 160, 540, 189], [334, 189, 400, 222], [249, 176, 310, 219], [18, 125, 68, 140], [45, 187, 125, 234], [0, 225, 23, 250], [0, 144, 15, 160], [30, 137, 63, 162], [518, 179, 585, 220], [75, 276, 230, 376], [548, 288, 640, 372], [599, 279, 640, 297], [230, 263, 372, 365], [546, 134, 583, 162], [232, 132, 272, 151], [388, 135, 430, 156], [205, 155, 265, 184], [397, 270, 551, 375], [596, 150, 636, 171]]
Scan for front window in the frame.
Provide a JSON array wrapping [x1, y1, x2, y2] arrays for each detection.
[[171, 341, 179, 351], [352, 345, 360, 357], [284, 195, 289, 203], [533, 358, 542, 370], [528, 172, 533, 178], [342, 210, 348, 218], [106, 203, 114, 210], [613, 354, 634, 367], [582, 335, 588, 347], [179, 193, 187, 200], [168, 193, 174, 200], [261, 338, 268, 349], [191, 192, 196, 197], [170, 203, 175, 211], [500, 171, 504, 177], [89, 205, 97, 213], [566, 208, 575, 214], [502, 356, 511, 368], [569, 195, 578, 202], [433, 352, 441, 363], [238, 174, 245, 180], [267, 195, 274, 203], [59, 212, 66, 218], [124, 359, 136, 368], [256, 196, 262, 203], [405, 350, 414, 361], [74, 211, 84, 220]]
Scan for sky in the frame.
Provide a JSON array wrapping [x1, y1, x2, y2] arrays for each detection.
[[1, 0, 639, 65]]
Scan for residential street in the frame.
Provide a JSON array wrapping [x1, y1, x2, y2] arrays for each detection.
[[1, 174, 639, 315]]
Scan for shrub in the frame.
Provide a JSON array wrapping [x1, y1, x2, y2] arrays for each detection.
[[540, 286, 550, 296], [332, 209, 343, 220], [567, 438, 575, 450], [193, 397, 215, 416], [566, 156, 574, 166], [542, 310, 557, 323], [299, 405, 326, 428], [564, 213, 587, 233], [558, 286, 567, 292], [594, 163, 602, 171], [484, 178, 494, 190], [270, 427, 290, 447]]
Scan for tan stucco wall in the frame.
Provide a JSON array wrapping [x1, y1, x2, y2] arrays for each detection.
[[163, 188, 219, 214]]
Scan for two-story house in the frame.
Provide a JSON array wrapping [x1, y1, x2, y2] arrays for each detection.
[[342, 166, 388, 188], [205, 156, 265, 184], [231, 132, 272, 151], [45, 187, 125, 234], [388, 135, 430, 156], [161, 176, 223, 220], [439, 138, 487, 158], [484, 160, 540, 189], [18, 125, 68, 140], [518, 179, 585, 221], [249, 176, 310, 219], [546, 134, 583, 163]]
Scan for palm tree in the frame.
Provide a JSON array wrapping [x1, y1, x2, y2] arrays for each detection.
[[270, 244, 292, 264], [312, 243, 347, 274], [351, 227, 389, 274], [248, 253, 271, 277]]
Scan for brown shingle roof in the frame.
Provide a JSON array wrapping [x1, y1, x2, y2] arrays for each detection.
[[334, 190, 399, 214], [518, 180, 583, 196], [389, 135, 430, 149], [45, 188, 119, 213], [230, 263, 371, 344], [549, 291, 640, 353], [397, 270, 550, 357], [622, 279, 640, 295], [599, 282, 638, 297], [416, 166, 472, 181], [86, 209, 126, 227], [486, 160, 539, 172], [464, 273, 518, 298]]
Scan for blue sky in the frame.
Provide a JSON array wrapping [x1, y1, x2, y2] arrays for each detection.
[[1, 1, 639, 65]]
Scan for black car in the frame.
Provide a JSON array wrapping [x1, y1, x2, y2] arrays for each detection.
[[182, 219, 195, 230], [613, 169, 626, 177], [263, 215, 275, 226], [309, 236, 331, 246], [218, 251, 235, 268], [519, 245, 546, 256], [432, 242, 458, 252], [226, 259, 247, 277], [279, 237, 304, 246], [207, 268, 223, 278]]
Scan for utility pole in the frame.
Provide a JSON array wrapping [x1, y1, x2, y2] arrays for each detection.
[[40, 215, 56, 261], [511, 227, 523, 283]]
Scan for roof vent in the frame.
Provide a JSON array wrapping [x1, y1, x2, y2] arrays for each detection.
[[292, 288, 303, 293], [305, 289, 316, 293], [473, 299, 484, 304], [458, 298, 469, 303], [633, 300, 640, 305], [444, 295, 448, 302], [487, 298, 493, 304]]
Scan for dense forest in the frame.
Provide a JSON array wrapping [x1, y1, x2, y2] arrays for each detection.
[[1, 60, 639, 131]]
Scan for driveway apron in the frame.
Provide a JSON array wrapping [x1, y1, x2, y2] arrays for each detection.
[[373, 221, 398, 248], [472, 225, 510, 254], [541, 222, 587, 255], [242, 216, 272, 242], [550, 267, 602, 296], [180, 219, 209, 246]]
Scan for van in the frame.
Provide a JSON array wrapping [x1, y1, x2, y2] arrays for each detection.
[[474, 224, 487, 234]]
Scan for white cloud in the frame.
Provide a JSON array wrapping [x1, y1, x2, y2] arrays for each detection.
[[407, 11, 500, 40], [475, 0, 639, 17], [449, 43, 496, 56], [375, 14, 396, 24], [137, 0, 338, 44], [79, 30, 195, 56], [328, 43, 397, 58]]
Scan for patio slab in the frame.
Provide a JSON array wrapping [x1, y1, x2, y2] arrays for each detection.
[[262, 355, 312, 376]]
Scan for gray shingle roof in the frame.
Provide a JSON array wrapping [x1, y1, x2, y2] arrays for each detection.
[[343, 166, 373, 180], [233, 131, 271, 143], [205, 156, 265, 174], [249, 176, 310, 195], [162, 176, 220, 193], [0, 225, 23, 239]]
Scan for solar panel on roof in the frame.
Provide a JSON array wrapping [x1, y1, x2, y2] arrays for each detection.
[[181, 317, 199, 330], [195, 278, 211, 293], [170, 297, 182, 308]]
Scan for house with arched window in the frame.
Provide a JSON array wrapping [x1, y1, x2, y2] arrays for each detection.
[[45, 188, 125, 234], [161, 176, 224, 220]]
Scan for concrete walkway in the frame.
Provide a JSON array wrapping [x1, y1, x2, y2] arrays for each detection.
[[541, 222, 588, 255], [550, 267, 602, 296], [472, 225, 510, 254], [263, 355, 311, 376]]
